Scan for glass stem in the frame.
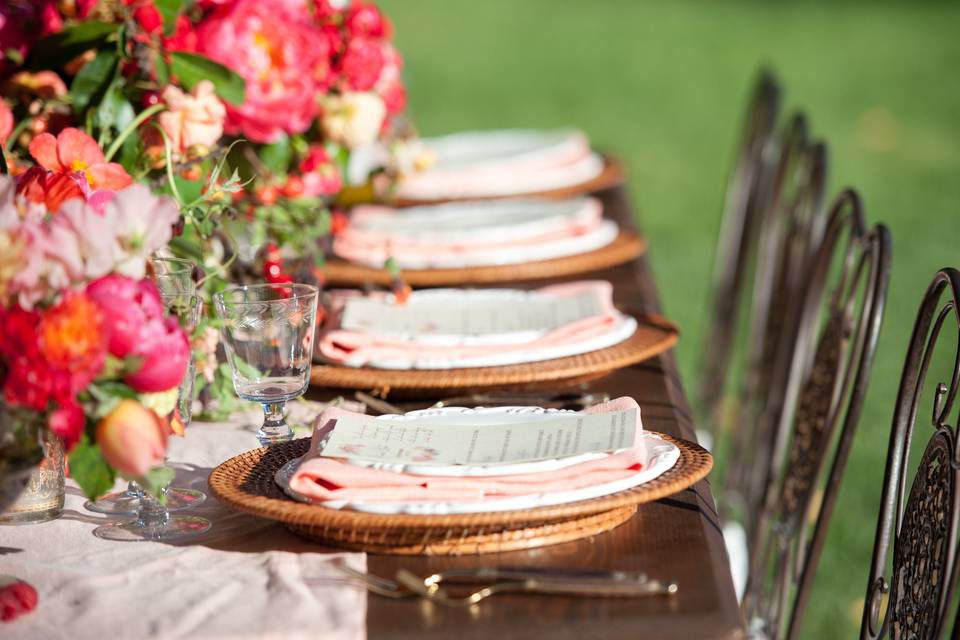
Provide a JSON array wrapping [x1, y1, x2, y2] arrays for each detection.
[[136, 491, 170, 539], [127, 480, 144, 498], [258, 401, 293, 445]]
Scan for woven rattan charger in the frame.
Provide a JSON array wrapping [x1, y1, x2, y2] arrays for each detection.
[[321, 228, 645, 288], [309, 313, 678, 396], [208, 433, 712, 555]]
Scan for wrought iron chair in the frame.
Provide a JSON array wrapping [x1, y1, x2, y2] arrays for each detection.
[[721, 113, 829, 537], [859, 268, 960, 640], [741, 190, 892, 639], [697, 69, 782, 431]]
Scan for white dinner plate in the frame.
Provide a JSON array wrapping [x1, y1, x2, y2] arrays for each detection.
[[276, 407, 679, 515], [396, 129, 605, 200]]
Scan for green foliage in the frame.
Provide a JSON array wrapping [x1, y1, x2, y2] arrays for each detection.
[[169, 52, 246, 106], [249, 198, 331, 257], [69, 435, 116, 501], [260, 134, 292, 176], [139, 466, 176, 502], [28, 22, 120, 70], [154, 0, 186, 36], [70, 50, 119, 113]]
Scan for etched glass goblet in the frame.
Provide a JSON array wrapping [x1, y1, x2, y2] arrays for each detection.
[[213, 283, 319, 446]]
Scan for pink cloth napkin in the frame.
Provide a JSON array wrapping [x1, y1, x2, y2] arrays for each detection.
[[289, 396, 645, 504], [317, 280, 624, 367], [332, 199, 604, 266]]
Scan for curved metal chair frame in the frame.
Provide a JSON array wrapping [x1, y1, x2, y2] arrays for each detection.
[[722, 113, 829, 528], [742, 189, 891, 640], [698, 70, 782, 425], [861, 268, 960, 640]]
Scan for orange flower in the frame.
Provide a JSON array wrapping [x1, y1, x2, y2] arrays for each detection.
[[96, 400, 168, 478], [27, 128, 132, 192], [39, 292, 106, 390]]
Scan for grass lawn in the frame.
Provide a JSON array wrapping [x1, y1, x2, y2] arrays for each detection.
[[381, 0, 960, 636]]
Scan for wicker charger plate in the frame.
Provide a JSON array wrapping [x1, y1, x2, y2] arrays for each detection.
[[208, 433, 712, 555], [309, 313, 677, 396], [321, 228, 645, 287], [390, 155, 625, 208]]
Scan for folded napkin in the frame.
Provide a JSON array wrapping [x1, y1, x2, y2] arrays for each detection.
[[333, 198, 617, 269], [397, 129, 604, 200], [289, 396, 645, 504], [317, 281, 637, 369]]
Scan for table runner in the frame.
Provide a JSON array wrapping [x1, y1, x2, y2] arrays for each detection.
[[0, 415, 367, 640]]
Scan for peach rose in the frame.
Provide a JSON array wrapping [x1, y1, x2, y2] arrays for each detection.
[[158, 80, 226, 160], [96, 400, 168, 478], [320, 91, 386, 149]]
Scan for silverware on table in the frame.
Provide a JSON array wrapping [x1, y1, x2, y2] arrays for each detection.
[[333, 560, 677, 607]]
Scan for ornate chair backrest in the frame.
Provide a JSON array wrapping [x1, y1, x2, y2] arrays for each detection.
[[722, 114, 829, 527], [697, 70, 782, 428], [860, 268, 960, 640], [741, 190, 891, 640]]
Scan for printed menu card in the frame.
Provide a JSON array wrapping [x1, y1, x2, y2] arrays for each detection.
[[319, 409, 637, 466]]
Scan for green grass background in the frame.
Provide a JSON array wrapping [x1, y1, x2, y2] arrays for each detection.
[[380, 1, 960, 637]]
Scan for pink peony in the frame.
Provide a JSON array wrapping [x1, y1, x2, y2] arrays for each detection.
[[299, 145, 342, 196], [123, 314, 190, 392], [85, 275, 189, 393], [194, 0, 331, 143], [48, 401, 85, 449], [344, 2, 390, 38], [338, 36, 384, 91], [157, 80, 226, 159], [85, 275, 165, 359]]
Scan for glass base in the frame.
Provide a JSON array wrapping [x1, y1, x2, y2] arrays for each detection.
[[256, 426, 295, 446], [92, 515, 211, 542], [85, 487, 207, 515], [0, 506, 62, 525]]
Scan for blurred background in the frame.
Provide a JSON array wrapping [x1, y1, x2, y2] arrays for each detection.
[[381, 0, 960, 637]]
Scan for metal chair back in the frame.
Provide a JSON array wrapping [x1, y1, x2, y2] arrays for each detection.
[[861, 268, 960, 640], [742, 189, 891, 640], [722, 114, 829, 528], [698, 70, 783, 427]]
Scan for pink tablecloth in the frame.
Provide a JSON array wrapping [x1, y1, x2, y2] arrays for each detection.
[[0, 414, 367, 640]]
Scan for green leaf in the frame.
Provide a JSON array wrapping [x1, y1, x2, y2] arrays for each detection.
[[154, 0, 185, 36], [28, 22, 120, 70], [94, 84, 135, 140], [70, 50, 118, 113], [174, 175, 204, 204], [69, 436, 116, 501], [259, 134, 292, 175], [169, 51, 246, 106], [139, 466, 176, 502]]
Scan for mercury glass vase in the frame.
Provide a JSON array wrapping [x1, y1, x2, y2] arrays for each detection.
[[0, 434, 65, 525]]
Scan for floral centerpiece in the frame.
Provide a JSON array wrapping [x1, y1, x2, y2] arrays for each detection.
[[0, 126, 189, 504], [0, 0, 416, 418]]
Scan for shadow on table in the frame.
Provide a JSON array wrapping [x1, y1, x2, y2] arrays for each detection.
[[165, 455, 347, 556]]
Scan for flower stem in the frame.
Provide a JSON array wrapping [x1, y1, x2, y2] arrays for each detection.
[[104, 103, 166, 163]]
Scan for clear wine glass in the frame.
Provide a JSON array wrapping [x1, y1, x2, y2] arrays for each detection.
[[213, 283, 319, 446], [150, 256, 196, 295], [85, 266, 205, 515], [92, 293, 211, 541]]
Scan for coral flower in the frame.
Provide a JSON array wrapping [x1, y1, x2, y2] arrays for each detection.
[[17, 128, 132, 211], [96, 400, 168, 478], [38, 291, 107, 392], [194, 0, 330, 142]]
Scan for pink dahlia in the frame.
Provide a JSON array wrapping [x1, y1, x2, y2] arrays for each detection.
[[194, 0, 331, 143]]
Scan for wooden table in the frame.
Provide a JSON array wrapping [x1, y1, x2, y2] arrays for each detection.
[[357, 186, 745, 640]]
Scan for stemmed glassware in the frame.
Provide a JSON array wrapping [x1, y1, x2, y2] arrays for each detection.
[[92, 291, 211, 541], [213, 284, 319, 446], [86, 257, 207, 515]]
